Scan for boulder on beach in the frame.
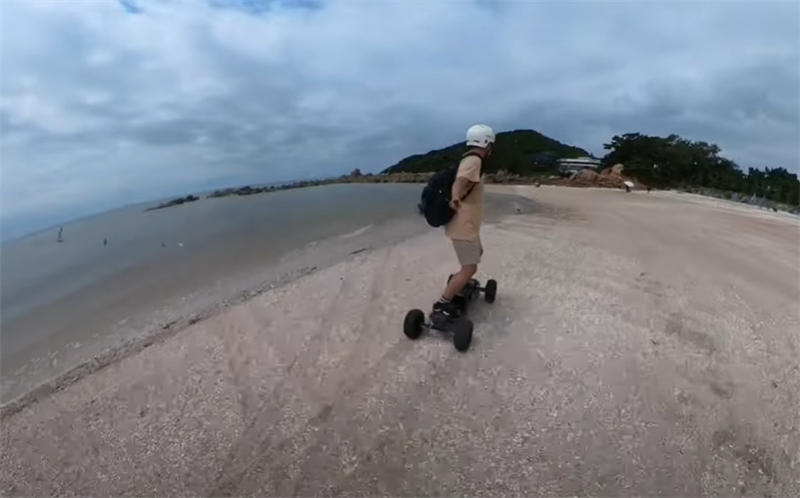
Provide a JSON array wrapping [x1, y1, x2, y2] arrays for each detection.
[[567, 168, 601, 186], [565, 162, 638, 189], [604, 163, 625, 178]]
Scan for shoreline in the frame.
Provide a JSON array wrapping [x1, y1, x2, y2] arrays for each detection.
[[0, 217, 417, 412], [0, 223, 394, 417], [0, 186, 536, 412], [0, 261, 322, 419], [146, 172, 800, 217]]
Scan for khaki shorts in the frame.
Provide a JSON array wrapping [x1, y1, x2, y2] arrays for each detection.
[[452, 238, 483, 265]]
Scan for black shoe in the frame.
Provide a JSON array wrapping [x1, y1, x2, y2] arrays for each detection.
[[432, 300, 461, 319], [452, 295, 467, 312]]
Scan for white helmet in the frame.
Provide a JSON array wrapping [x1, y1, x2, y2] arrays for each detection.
[[466, 124, 495, 148]]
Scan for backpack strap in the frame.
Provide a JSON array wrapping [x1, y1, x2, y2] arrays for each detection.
[[458, 150, 484, 201], [460, 181, 477, 202]]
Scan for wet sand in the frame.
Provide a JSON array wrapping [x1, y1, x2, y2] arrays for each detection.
[[1, 186, 798, 496]]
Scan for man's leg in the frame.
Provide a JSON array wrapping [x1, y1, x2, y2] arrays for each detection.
[[440, 238, 481, 300], [443, 264, 477, 300]]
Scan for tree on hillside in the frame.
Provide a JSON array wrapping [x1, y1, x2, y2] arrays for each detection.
[[746, 167, 799, 205], [602, 133, 799, 205]]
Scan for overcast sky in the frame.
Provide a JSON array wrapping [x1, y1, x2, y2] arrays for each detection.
[[1, 0, 798, 239]]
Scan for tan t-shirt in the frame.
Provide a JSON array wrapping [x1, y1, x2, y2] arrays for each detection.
[[445, 154, 483, 241]]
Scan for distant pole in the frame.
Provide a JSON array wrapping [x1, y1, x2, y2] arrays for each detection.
[[57, 227, 63, 243]]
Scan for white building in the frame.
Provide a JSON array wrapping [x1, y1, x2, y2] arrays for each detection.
[[557, 156, 602, 174]]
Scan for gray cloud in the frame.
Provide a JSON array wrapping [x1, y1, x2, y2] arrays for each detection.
[[1, 0, 798, 239]]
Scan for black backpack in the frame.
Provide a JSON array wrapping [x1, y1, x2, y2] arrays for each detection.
[[419, 152, 482, 227]]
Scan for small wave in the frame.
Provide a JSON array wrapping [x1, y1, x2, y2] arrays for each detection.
[[340, 225, 372, 239]]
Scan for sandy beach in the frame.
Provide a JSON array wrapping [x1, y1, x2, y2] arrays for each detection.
[[2, 185, 798, 496]]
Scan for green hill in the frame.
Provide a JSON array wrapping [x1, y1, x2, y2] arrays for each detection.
[[382, 129, 589, 175]]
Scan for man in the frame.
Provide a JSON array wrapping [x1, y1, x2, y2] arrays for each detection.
[[433, 124, 495, 318]]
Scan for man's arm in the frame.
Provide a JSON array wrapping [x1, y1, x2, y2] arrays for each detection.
[[451, 176, 477, 209], [450, 155, 482, 209]]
